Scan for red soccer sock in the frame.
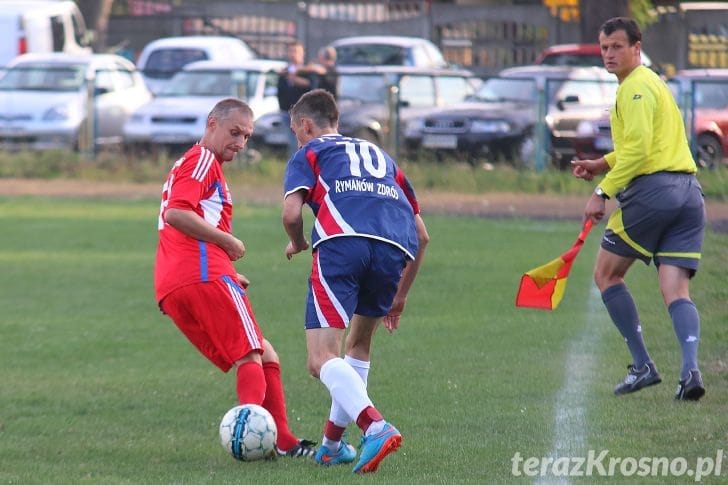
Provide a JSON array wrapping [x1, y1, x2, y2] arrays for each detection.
[[324, 420, 346, 441], [235, 361, 266, 405], [355, 406, 383, 433], [262, 361, 298, 451]]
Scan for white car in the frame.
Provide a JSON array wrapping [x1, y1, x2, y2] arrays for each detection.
[[328, 35, 448, 69], [136, 36, 257, 95], [123, 59, 285, 150], [0, 0, 92, 67], [0, 53, 152, 150]]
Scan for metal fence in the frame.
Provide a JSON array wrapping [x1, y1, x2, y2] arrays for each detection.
[[107, 1, 578, 76]]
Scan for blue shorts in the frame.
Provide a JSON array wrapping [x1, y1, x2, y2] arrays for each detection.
[[304, 237, 408, 329], [603, 172, 705, 275]]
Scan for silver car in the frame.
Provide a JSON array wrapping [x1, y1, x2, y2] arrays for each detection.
[[0, 53, 151, 150], [123, 59, 285, 150], [329, 35, 448, 69]]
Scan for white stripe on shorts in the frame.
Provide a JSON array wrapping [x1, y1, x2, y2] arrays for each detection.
[[224, 279, 261, 349]]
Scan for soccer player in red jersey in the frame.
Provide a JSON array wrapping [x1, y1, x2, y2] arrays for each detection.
[[154, 98, 315, 457]]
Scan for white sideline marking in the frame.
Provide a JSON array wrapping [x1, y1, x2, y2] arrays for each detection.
[[535, 285, 609, 485]]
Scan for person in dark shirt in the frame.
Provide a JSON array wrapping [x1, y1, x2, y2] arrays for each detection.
[[277, 41, 318, 155]]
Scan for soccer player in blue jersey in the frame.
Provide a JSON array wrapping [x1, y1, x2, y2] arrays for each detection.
[[281, 89, 429, 473], [572, 17, 706, 400]]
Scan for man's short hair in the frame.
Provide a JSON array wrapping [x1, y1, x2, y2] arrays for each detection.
[[208, 98, 253, 122], [600, 17, 642, 45], [318, 46, 337, 63], [290, 89, 339, 129]]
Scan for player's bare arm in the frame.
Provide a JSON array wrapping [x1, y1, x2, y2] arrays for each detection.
[[583, 192, 607, 224], [384, 214, 430, 332], [164, 207, 245, 261], [282, 190, 310, 260], [571, 157, 610, 181]]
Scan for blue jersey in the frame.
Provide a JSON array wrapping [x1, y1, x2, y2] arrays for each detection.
[[283, 134, 420, 259]]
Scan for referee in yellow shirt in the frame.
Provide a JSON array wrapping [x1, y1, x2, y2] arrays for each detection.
[[572, 17, 706, 401]]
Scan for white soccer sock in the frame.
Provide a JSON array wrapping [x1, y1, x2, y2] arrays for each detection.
[[321, 436, 341, 450], [366, 420, 386, 436], [345, 355, 370, 385], [328, 355, 371, 428], [320, 357, 372, 426]]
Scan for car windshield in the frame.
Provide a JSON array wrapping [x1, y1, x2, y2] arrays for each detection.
[[0, 64, 86, 91], [336, 44, 409, 66], [338, 73, 387, 103], [143, 48, 209, 79], [670, 78, 728, 109], [541, 54, 604, 67], [694, 81, 728, 109], [550, 78, 617, 106], [473, 77, 536, 102], [160, 70, 259, 97]]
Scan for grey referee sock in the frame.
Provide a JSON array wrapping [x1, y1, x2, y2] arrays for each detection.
[[669, 298, 701, 379], [602, 283, 652, 369]]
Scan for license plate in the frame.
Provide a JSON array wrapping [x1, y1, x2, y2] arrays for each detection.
[[422, 134, 457, 149], [594, 137, 613, 151]]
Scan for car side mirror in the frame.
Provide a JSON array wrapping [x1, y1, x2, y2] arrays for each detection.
[[557, 94, 579, 110]]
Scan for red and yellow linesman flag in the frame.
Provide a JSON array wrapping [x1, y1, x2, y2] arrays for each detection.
[[515, 219, 593, 310]]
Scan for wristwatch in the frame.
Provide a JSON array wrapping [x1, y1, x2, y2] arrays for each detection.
[[594, 187, 610, 200]]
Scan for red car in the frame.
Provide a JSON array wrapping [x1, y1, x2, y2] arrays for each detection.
[[535, 43, 653, 69], [673, 69, 728, 169], [535, 44, 603, 67]]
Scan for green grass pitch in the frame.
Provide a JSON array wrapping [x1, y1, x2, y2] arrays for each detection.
[[0, 197, 726, 483]]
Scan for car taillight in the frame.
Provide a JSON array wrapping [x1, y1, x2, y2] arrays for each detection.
[[18, 37, 27, 54]]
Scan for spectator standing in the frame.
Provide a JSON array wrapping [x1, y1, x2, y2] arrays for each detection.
[[277, 40, 317, 156]]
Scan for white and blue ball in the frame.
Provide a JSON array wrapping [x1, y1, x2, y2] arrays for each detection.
[[219, 404, 277, 461]]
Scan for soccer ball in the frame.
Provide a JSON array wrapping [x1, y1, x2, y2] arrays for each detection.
[[219, 404, 278, 461]]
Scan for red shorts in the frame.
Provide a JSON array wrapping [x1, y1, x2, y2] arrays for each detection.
[[160, 275, 263, 372]]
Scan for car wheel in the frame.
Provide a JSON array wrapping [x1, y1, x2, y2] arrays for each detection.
[[695, 134, 723, 169], [517, 133, 536, 166]]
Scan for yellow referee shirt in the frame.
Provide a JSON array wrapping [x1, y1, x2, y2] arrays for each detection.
[[599, 65, 697, 198]]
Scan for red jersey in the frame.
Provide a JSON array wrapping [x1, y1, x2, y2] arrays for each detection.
[[154, 144, 236, 303]]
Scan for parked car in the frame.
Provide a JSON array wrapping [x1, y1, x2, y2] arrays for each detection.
[[535, 43, 653, 69], [135, 36, 257, 94], [328, 35, 448, 69], [403, 65, 616, 166], [0, 53, 152, 150], [0, 0, 92, 67], [123, 58, 285, 151], [250, 65, 477, 150], [673, 69, 728, 168], [574, 69, 728, 169]]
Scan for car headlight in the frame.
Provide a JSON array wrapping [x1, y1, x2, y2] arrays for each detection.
[[576, 120, 598, 136], [404, 119, 424, 136], [470, 119, 510, 134], [43, 104, 71, 121]]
